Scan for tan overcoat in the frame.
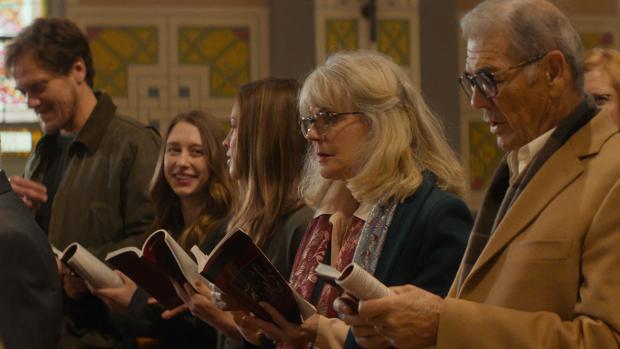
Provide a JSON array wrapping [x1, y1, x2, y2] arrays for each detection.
[[438, 109, 620, 348]]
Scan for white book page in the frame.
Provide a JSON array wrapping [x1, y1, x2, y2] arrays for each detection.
[[190, 245, 209, 272], [51, 244, 63, 258], [163, 232, 210, 288], [105, 246, 143, 261], [315, 263, 341, 279], [292, 289, 317, 320], [64, 243, 122, 288]]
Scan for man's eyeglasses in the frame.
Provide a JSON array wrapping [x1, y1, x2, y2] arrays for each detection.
[[458, 53, 547, 100], [299, 111, 364, 137]]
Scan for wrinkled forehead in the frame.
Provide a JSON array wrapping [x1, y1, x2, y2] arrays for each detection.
[[464, 35, 516, 73]]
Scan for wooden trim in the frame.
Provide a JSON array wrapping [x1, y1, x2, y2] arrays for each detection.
[[76, 0, 267, 6]]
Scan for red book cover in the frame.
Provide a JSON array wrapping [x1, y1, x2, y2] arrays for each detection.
[[199, 230, 302, 324], [105, 230, 199, 310]]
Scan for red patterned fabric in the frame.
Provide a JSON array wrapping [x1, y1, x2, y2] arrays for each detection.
[[280, 214, 364, 349], [289, 215, 364, 317], [289, 214, 332, 302], [315, 216, 363, 317]]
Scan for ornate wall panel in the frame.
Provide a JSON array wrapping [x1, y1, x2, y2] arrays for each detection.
[[66, 4, 268, 130], [377, 19, 410, 67], [325, 18, 358, 54], [88, 26, 159, 98], [315, 0, 420, 85], [178, 26, 250, 97], [468, 120, 502, 192]]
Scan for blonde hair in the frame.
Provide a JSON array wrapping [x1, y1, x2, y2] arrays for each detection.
[[585, 48, 620, 95], [227, 78, 307, 248], [299, 50, 466, 203]]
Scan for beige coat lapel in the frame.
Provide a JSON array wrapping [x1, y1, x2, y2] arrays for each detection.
[[480, 151, 580, 263], [460, 112, 616, 291]]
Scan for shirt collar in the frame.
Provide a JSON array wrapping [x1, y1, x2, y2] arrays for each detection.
[[507, 126, 556, 182]]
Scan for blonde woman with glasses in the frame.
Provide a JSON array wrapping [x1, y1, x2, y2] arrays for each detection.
[[236, 50, 473, 349]]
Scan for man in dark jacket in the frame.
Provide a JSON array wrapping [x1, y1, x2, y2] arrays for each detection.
[[4, 17, 160, 348]]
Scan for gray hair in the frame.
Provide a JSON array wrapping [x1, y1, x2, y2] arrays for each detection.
[[461, 0, 584, 92]]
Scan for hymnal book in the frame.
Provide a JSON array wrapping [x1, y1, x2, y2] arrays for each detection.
[[105, 229, 209, 309], [315, 263, 390, 300], [191, 230, 315, 325], [53, 242, 123, 289]]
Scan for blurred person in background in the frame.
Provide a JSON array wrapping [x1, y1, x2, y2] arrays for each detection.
[[585, 47, 620, 127]]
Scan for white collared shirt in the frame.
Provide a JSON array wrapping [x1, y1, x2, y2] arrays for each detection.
[[507, 127, 556, 183]]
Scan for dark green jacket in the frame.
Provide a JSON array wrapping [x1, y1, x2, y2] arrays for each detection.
[[25, 92, 161, 258], [25, 92, 161, 348]]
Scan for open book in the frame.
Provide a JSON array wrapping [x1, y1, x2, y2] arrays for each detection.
[[191, 230, 315, 324], [105, 229, 209, 309], [315, 262, 390, 300], [53, 242, 122, 289]]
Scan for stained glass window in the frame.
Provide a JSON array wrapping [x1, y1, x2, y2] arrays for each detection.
[[0, 0, 46, 124]]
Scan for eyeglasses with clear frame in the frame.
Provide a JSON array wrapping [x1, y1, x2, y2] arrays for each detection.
[[299, 110, 364, 138], [458, 53, 547, 100]]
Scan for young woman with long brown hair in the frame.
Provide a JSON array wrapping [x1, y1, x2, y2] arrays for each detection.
[[93, 110, 235, 348], [173, 78, 313, 349]]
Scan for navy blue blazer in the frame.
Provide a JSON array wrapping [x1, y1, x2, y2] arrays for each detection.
[[343, 173, 473, 349], [0, 170, 62, 348]]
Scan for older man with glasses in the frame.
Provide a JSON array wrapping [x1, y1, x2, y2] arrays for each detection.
[[335, 0, 620, 348]]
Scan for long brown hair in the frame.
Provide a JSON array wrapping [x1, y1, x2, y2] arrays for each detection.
[[150, 110, 235, 249], [227, 78, 307, 248]]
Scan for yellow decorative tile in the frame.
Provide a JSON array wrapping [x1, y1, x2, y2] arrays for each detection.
[[325, 19, 358, 55], [178, 27, 250, 97], [377, 19, 410, 66], [88, 26, 159, 97], [469, 121, 503, 191]]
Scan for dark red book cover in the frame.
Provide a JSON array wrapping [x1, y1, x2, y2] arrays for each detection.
[[106, 250, 183, 309], [105, 230, 186, 310], [200, 230, 302, 324]]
